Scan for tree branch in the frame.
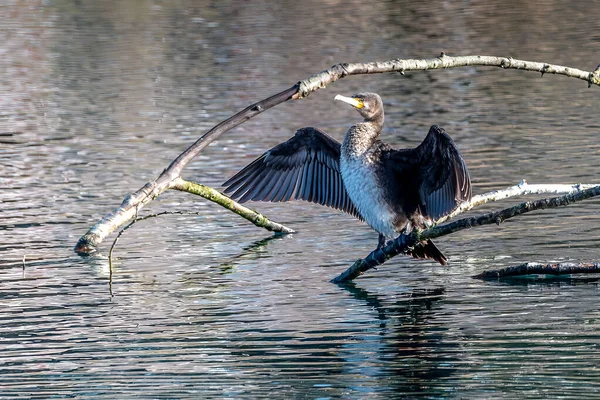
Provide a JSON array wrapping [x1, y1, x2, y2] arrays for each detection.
[[170, 177, 294, 234], [436, 180, 599, 224], [473, 262, 600, 279], [297, 54, 600, 98], [75, 55, 600, 254], [74, 85, 299, 253], [331, 184, 600, 283]]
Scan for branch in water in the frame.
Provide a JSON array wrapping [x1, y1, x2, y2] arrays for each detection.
[[75, 55, 600, 254], [74, 85, 299, 254], [473, 262, 600, 279], [171, 178, 295, 234], [331, 184, 600, 283]]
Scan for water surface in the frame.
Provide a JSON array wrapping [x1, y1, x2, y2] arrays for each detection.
[[2, 1, 600, 398]]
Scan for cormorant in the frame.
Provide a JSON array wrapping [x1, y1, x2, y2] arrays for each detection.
[[223, 93, 471, 265]]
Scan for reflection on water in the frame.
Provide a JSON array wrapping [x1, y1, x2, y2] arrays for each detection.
[[2, 0, 600, 397]]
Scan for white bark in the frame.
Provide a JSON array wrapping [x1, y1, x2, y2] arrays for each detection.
[[438, 180, 600, 223]]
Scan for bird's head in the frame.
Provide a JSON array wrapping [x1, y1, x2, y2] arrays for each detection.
[[334, 92, 383, 122]]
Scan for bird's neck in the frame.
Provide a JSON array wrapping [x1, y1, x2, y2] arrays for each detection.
[[342, 116, 383, 158]]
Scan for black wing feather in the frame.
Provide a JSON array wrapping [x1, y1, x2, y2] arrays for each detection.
[[223, 127, 360, 217], [271, 169, 292, 202], [304, 158, 315, 202], [284, 167, 301, 201], [415, 125, 472, 221]]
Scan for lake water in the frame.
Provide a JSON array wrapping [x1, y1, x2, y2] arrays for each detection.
[[2, 0, 600, 398]]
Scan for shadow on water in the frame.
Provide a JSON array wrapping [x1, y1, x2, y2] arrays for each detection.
[[217, 281, 459, 396], [478, 275, 600, 287], [338, 282, 445, 323], [338, 283, 462, 395], [213, 234, 286, 274]]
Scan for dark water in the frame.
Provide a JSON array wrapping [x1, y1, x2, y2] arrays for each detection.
[[2, 0, 600, 398]]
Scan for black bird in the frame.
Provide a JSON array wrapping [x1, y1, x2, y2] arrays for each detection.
[[223, 93, 471, 265]]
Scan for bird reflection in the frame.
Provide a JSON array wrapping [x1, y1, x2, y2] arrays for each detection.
[[339, 282, 462, 395]]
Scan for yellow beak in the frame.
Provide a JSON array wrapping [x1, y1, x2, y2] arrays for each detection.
[[334, 94, 364, 109]]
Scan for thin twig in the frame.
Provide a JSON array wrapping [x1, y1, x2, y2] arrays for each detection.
[[331, 184, 600, 283], [107, 210, 211, 296], [108, 210, 208, 267]]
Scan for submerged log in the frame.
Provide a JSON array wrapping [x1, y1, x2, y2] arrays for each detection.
[[473, 262, 600, 279]]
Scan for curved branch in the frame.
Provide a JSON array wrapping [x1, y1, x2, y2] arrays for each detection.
[[107, 210, 212, 296], [74, 85, 299, 253], [297, 54, 600, 97], [331, 184, 600, 283], [75, 55, 600, 254]]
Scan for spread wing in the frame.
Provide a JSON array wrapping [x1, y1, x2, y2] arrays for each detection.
[[414, 125, 472, 221], [222, 127, 360, 218]]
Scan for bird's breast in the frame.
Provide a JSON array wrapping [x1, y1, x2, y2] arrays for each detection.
[[340, 153, 398, 238]]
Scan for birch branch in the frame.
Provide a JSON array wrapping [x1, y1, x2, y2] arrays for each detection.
[[75, 55, 600, 254], [297, 54, 600, 97], [331, 184, 600, 283], [436, 180, 600, 224]]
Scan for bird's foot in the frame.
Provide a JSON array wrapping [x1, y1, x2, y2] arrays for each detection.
[[377, 234, 386, 250], [377, 234, 403, 251]]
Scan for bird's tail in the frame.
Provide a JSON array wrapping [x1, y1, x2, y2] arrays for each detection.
[[407, 239, 447, 266]]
